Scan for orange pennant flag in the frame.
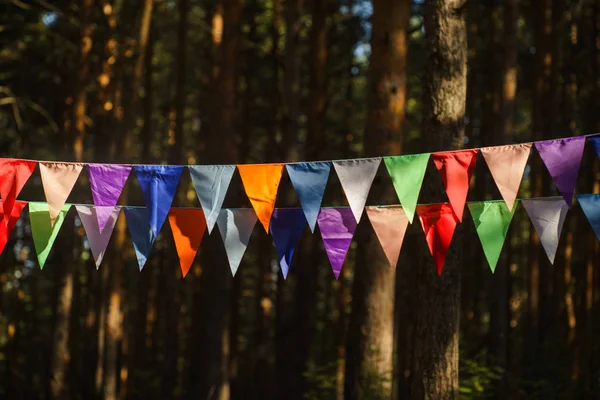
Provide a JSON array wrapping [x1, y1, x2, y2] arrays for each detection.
[[237, 164, 284, 233], [432, 149, 478, 222], [168, 208, 207, 278]]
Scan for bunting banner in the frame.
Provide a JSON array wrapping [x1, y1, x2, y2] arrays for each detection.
[[4, 134, 600, 276], [521, 198, 569, 264], [124, 207, 156, 271], [365, 206, 409, 267], [417, 203, 458, 275], [432, 150, 478, 222], [168, 208, 206, 277], [0, 159, 35, 224], [317, 207, 357, 279], [76, 206, 120, 268], [134, 165, 184, 237], [29, 202, 71, 269], [535, 137, 585, 206], [286, 162, 330, 232], [480, 144, 531, 211], [333, 158, 381, 223], [39, 162, 83, 226], [217, 208, 257, 276], [237, 164, 284, 233], [576, 194, 600, 240], [189, 165, 235, 234], [270, 208, 307, 278], [87, 164, 131, 232], [468, 201, 517, 272], [383, 154, 429, 223], [0, 200, 27, 255]]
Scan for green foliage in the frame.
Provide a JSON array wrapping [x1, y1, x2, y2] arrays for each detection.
[[459, 357, 502, 400]]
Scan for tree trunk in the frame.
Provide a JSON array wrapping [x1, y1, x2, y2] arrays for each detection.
[[409, 1, 467, 399], [344, 0, 410, 399], [190, 1, 244, 398], [50, 1, 93, 397]]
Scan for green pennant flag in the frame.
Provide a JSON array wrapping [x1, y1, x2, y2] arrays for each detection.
[[468, 200, 517, 273], [383, 153, 430, 223], [29, 202, 71, 269]]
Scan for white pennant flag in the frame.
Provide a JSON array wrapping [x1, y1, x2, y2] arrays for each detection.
[[333, 158, 381, 222], [521, 198, 569, 264], [189, 165, 236, 234], [217, 208, 257, 276]]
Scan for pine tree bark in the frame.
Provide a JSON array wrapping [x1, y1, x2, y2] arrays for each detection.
[[50, 1, 93, 397], [409, 1, 467, 398], [344, 0, 410, 398]]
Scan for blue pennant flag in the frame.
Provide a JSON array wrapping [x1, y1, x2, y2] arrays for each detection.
[[134, 165, 184, 237], [124, 207, 156, 270], [270, 208, 307, 279], [577, 194, 600, 240], [286, 162, 330, 232], [587, 134, 600, 158]]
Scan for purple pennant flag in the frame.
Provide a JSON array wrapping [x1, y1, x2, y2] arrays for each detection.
[[87, 164, 131, 232], [317, 208, 357, 279], [270, 208, 307, 279], [535, 137, 585, 206]]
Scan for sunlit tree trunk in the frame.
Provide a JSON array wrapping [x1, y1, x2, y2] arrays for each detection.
[[409, 1, 467, 398], [344, 0, 410, 398]]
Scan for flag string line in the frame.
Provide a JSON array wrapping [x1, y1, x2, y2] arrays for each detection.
[[8, 133, 599, 167], [20, 196, 568, 210]]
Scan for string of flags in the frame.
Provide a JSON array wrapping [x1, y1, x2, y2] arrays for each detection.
[[1, 134, 600, 278]]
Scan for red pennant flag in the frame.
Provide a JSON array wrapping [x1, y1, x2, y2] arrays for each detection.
[[417, 203, 458, 275], [0, 200, 27, 255], [432, 150, 477, 221], [0, 159, 36, 223], [168, 208, 207, 278]]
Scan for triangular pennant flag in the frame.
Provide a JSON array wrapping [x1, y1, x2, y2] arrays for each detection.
[[286, 162, 331, 232], [468, 201, 517, 272], [535, 137, 586, 206], [123, 207, 156, 271], [365, 206, 409, 267], [270, 208, 307, 278], [76, 206, 120, 268], [521, 198, 568, 264], [189, 165, 235, 234], [134, 165, 184, 237], [0, 159, 35, 223], [168, 208, 207, 278], [432, 150, 478, 222], [0, 200, 27, 255], [576, 194, 600, 240], [417, 203, 458, 275], [87, 164, 131, 232], [29, 202, 71, 269], [237, 164, 284, 233], [481, 143, 531, 211], [383, 154, 430, 223], [39, 162, 83, 226], [217, 208, 257, 276], [317, 208, 357, 279], [333, 158, 381, 223], [587, 134, 600, 157]]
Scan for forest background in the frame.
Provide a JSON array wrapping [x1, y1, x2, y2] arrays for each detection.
[[2, 0, 600, 399]]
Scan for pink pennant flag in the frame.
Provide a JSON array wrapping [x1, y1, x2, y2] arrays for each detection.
[[432, 150, 478, 221], [76, 206, 120, 268], [40, 162, 83, 225], [365, 206, 409, 267], [481, 143, 531, 211]]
